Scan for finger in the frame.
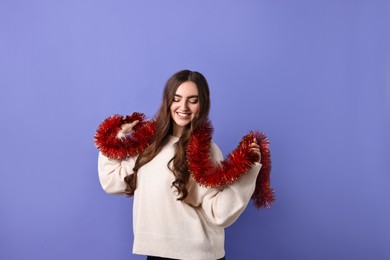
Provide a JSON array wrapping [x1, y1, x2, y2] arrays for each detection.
[[252, 151, 261, 157], [250, 149, 261, 162], [251, 148, 260, 153], [124, 121, 138, 131], [129, 120, 139, 128], [121, 123, 131, 131], [249, 146, 260, 152]]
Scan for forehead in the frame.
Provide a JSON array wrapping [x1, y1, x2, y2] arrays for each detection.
[[175, 81, 198, 96]]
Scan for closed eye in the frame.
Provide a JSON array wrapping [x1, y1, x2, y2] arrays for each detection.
[[189, 98, 198, 104], [173, 94, 198, 104]]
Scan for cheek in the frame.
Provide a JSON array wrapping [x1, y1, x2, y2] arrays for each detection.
[[192, 104, 200, 115], [170, 104, 178, 116]]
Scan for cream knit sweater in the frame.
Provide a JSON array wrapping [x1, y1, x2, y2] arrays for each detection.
[[98, 135, 261, 260]]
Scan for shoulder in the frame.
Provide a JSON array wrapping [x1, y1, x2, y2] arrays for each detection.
[[210, 141, 223, 163]]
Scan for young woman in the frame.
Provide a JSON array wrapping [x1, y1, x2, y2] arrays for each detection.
[[94, 70, 273, 260]]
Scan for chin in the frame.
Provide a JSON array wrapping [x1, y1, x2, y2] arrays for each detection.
[[174, 119, 191, 127], [173, 115, 193, 126]]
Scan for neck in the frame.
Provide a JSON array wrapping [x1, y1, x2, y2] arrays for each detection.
[[172, 124, 183, 137]]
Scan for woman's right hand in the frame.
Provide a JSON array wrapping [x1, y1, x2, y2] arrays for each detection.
[[116, 120, 139, 139], [249, 138, 261, 163]]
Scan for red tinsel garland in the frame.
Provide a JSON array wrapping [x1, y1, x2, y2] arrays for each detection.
[[94, 113, 274, 208], [187, 120, 274, 208], [94, 112, 156, 159]]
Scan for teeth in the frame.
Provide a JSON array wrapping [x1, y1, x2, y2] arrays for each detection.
[[178, 112, 190, 117]]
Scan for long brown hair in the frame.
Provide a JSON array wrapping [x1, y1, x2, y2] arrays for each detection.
[[124, 70, 210, 200]]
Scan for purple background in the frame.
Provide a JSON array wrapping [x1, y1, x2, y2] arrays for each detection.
[[1, 1, 390, 259]]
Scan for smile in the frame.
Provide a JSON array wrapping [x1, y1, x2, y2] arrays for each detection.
[[177, 112, 191, 118]]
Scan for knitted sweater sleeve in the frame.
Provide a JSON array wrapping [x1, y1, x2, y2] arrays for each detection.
[[186, 142, 261, 228], [98, 152, 136, 195]]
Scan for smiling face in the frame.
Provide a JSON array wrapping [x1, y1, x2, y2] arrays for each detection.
[[170, 81, 200, 137]]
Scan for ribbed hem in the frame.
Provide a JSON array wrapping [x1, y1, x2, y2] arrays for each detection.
[[133, 232, 225, 260]]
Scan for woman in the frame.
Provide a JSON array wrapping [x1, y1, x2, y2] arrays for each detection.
[[94, 70, 273, 260]]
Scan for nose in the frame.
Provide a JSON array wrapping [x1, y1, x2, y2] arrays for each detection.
[[180, 99, 189, 110]]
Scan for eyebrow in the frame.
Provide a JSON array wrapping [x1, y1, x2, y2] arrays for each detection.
[[174, 94, 199, 98]]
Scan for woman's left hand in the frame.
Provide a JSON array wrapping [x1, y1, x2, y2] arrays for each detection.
[[249, 138, 261, 163]]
